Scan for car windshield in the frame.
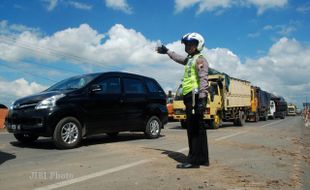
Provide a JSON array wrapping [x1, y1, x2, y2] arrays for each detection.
[[46, 73, 100, 91]]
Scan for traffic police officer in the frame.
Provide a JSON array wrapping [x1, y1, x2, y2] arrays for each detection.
[[157, 32, 209, 168]]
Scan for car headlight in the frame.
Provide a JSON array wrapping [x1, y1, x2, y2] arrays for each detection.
[[35, 94, 65, 110]]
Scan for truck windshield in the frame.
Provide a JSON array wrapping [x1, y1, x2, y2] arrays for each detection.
[[46, 73, 100, 91], [174, 85, 183, 100]]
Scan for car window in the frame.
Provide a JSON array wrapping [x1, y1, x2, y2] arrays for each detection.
[[145, 78, 163, 93], [46, 73, 99, 91], [123, 78, 146, 94], [97, 77, 121, 94]]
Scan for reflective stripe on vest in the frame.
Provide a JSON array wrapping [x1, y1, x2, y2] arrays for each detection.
[[182, 53, 202, 96]]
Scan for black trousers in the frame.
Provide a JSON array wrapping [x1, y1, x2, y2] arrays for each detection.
[[183, 93, 209, 165]]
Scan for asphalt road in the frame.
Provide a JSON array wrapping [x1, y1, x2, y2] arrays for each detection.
[[0, 116, 309, 190]]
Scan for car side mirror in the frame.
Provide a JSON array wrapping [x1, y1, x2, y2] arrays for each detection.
[[90, 84, 102, 93]]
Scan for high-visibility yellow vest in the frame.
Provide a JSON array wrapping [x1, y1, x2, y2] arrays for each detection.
[[182, 53, 202, 96]]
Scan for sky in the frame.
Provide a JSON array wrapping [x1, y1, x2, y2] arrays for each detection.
[[0, 0, 309, 108]]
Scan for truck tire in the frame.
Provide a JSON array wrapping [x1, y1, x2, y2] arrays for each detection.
[[262, 113, 268, 121], [254, 113, 259, 122], [180, 121, 187, 129], [145, 116, 162, 139], [280, 112, 285, 119], [14, 133, 38, 144], [210, 114, 221, 129], [234, 111, 246, 126], [53, 117, 82, 149]]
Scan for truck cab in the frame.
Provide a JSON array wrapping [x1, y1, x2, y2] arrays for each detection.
[[172, 79, 223, 129], [287, 104, 296, 116]]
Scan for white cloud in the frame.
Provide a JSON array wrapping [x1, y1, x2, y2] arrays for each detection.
[[105, 0, 132, 14], [0, 21, 308, 107], [246, 0, 288, 15], [0, 78, 47, 99], [241, 38, 310, 105], [263, 25, 273, 30], [42, 0, 59, 11], [198, 0, 232, 13], [68, 1, 92, 10], [175, 0, 201, 12], [42, 0, 93, 11], [0, 20, 40, 35], [174, 0, 288, 15], [247, 32, 260, 38], [297, 3, 310, 13]]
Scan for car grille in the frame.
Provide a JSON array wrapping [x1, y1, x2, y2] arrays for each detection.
[[7, 117, 42, 125]]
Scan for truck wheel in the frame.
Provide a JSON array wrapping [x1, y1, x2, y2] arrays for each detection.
[[53, 117, 82, 149], [180, 121, 187, 129], [280, 112, 285, 119], [210, 114, 221, 129], [234, 111, 246, 126], [14, 133, 38, 144], [262, 113, 268, 121], [145, 116, 162, 139], [255, 113, 259, 122]]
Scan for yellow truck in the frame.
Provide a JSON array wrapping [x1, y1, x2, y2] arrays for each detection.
[[173, 73, 251, 129]]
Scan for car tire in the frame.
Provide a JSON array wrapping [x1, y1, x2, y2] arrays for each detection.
[[144, 116, 162, 139], [14, 133, 38, 144], [53, 117, 82, 149]]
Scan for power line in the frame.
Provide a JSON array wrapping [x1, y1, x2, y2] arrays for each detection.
[[0, 62, 57, 82], [0, 35, 179, 86], [0, 35, 124, 71]]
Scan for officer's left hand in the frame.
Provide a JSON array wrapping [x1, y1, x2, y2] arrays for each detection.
[[196, 97, 207, 115]]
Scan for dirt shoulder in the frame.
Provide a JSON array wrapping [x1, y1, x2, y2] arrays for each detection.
[[0, 127, 7, 133]]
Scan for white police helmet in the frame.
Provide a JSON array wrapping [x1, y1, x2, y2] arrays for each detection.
[[181, 32, 205, 52]]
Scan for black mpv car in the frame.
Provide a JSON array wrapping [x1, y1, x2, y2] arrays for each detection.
[[5, 72, 168, 149]]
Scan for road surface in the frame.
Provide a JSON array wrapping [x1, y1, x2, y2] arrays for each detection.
[[0, 116, 309, 190]]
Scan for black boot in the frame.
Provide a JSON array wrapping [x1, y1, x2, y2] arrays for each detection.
[[176, 163, 200, 169]]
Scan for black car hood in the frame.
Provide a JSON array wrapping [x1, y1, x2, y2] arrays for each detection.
[[14, 91, 64, 106]]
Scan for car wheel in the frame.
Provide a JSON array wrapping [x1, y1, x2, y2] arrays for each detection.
[[53, 117, 82, 149], [14, 133, 38, 144], [145, 116, 162, 139]]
